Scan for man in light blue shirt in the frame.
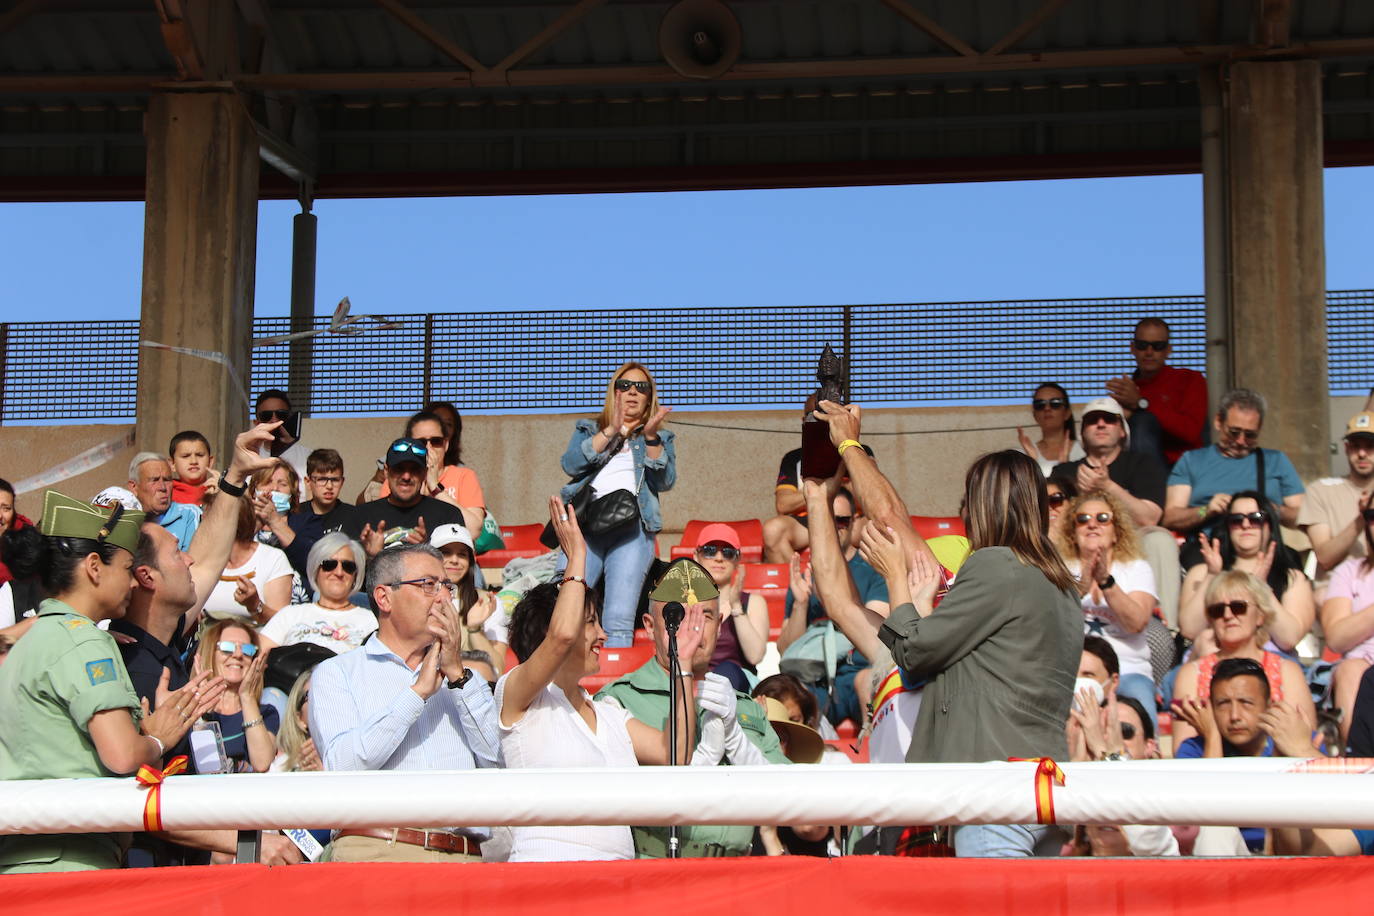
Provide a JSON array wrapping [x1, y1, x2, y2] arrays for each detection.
[[310, 543, 500, 862], [126, 453, 201, 550]]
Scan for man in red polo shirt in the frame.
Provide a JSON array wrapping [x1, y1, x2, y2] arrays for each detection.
[[1106, 317, 1208, 467]]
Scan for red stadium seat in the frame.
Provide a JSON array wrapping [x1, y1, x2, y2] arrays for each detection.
[[760, 592, 788, 640], [742, 562, 789, 594], [670, 519, 764, 563], [834, 719, 858, 741], [478, 523, 548, 568], [910, 516, 965, 540], [824, 738, 869, 764], [580, 644, 656, 691]]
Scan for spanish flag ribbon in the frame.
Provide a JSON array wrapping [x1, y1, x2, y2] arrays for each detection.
[[1008, 757, 1066, 825], [136, 755, 189, 831]]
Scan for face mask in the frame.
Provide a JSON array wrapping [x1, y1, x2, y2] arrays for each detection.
[[270, 492, 292, 514]]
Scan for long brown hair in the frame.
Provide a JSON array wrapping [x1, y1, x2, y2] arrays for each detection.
[[963, 450, 1077, 593], [596, 361, 661, 435]]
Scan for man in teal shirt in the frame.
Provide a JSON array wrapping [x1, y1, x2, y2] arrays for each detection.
[[597, 558, 788, 858]]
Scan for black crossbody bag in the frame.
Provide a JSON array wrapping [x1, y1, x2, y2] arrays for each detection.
[[540, 434, 641, 548]]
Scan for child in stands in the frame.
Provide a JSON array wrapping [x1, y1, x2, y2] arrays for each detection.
[[168, 430, 216, 507]]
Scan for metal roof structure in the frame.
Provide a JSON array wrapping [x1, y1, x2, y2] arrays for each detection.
[[2, 0, 1373, 201]]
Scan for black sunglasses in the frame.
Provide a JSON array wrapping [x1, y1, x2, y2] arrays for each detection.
[[1223, 426, 1261, 442], [1205, 599, 1250, 619], [1082, 412, 1122, 427], [1048, 492, 1069, 506], [1032, 397, 1068, 410], [1132, 339, 1169, 352], [319, 559, 358, 575], [418, 436, 446, 448], [1227, 511, 1267, 529], [1119, 722, 1137, 741], [1075, 512, 1113, 525], [696, 544, 740, 560], [833, 515, 854, 528], [257, 409, 290, 421], [614, 379, 651, 394]]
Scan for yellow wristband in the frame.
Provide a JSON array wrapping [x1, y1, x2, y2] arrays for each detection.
[[837, 439, 862, 457]]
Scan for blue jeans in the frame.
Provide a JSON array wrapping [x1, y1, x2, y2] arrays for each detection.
[[584, 524, 656, 647], [1117, 672, 1159, 722], [953, 823, 1066, 857]]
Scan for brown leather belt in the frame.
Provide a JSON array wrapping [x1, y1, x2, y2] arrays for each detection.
[[334, 828, 482, 855]]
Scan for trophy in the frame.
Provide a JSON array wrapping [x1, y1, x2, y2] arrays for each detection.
[[801, 344, 849, 479]]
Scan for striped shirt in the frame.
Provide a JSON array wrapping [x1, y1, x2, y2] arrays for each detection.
[[309, 633, 501, 838]]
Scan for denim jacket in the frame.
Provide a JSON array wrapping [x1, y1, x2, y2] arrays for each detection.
[[560, 419, 676, 534]]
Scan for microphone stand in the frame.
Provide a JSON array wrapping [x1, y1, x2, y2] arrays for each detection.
[[662, 601, 685, 859]]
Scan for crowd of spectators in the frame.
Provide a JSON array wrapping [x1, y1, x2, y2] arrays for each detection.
[[3, 323, 1374, 873]]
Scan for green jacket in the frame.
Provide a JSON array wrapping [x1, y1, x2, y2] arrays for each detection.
[[596, 659, 789, 857]]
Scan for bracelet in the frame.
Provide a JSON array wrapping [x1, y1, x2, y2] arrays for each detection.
[[243, 716, 264, 730], [560, 575, 587, 587], [837, 439, 862, 457], [643, 436, 662, 446], [148, 734, 165, 758], [1196, 506, 1208, 519], [1098, 575, 1116, 591], [218, 476, 247, 498]]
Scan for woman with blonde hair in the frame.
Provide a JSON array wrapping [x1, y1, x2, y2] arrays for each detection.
[[558, 361, 674, 647], [196, 619, 277, 773], [1056, 488, 1159, 718], [271, 670, 321, 772], [1169, 570, 1315, 745]]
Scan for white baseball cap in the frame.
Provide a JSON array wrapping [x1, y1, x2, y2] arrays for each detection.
[[1080, 397, 1130, 444], [429, 523, 474, 552]]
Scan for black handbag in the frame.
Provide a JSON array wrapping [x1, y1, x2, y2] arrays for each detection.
[[540, 436, 642, 548]]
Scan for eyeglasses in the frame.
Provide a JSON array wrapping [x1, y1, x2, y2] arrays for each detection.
[[1132, 339, 1169, 352], [1082, 412, 1122, 427], [614, 379, 651, 394], [309, 475, 343, 485], [1227, 511, 1267, 529], [696, 544, 740, 560], [1032, 398, 1068, 410], [1205, 599, 1250, 620], [1119, 722, 1137, 741], [388, 576, 448, 596], [833, 515, 854, 529], [1223, 426, 1261, 442], [215, 640, 259, 657], [1075, 512, 1113, 525], [389, 440, 427, 457], [257, 409, 290, 422], [319, 559, 358, 575], [418, 436, 447, 448], [1048, 492, 1069, 507]]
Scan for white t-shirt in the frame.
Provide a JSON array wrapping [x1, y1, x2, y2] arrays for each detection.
[[259, 602, 377, 654], [1069, 556, 1158, 679], [1028, 440, 1086, 477], [590, 446, 635, 499], [494, 671, 637, 862], [202, 542, 295, 622]]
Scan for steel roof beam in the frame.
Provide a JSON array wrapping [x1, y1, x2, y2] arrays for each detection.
[[878, 0, 977, 58], [371, 0, 487, 72]]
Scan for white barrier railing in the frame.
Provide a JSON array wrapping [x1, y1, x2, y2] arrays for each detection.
[[2, 760, 1374, 835]]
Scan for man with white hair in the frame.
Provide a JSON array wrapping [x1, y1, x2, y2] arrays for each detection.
[[126, 451, 201, 550]]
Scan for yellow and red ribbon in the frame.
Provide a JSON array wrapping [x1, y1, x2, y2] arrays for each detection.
[[1008, 757, 1066, 825], [136, 755, 188, 831]]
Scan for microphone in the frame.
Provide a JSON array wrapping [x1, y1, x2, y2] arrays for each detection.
[[663, 601, 685, 634]]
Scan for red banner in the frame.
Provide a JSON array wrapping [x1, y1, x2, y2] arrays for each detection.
[[3, 855, 1369, 914]]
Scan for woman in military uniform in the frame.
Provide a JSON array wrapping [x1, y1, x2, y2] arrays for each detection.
[[0, 491, 223, 873]]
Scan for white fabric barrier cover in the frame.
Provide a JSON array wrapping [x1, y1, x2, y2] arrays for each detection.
[[2, 760, 1373, 836]]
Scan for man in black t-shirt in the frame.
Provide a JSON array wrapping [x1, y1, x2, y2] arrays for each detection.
[[349, 438, 464, 557]]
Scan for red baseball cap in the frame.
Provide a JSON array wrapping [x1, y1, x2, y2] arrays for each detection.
[[695, 523, 741, 550]]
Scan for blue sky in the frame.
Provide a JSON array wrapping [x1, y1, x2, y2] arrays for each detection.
[[1, 166, 1370, 323]]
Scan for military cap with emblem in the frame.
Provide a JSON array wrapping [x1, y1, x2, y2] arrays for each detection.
[[38, 490, 145, 554], [648, 557, 720, 604]]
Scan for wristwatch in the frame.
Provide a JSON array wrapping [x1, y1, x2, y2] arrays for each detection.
[[1136, 398, 1149, 410], [1098, 575, 1116, 591], [446, 668, 474, 690]]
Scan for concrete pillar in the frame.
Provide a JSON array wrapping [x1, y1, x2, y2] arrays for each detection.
[[136, 89, 259, 459], [288, 204, 318, 414], [1221, 59, 1328, 480]]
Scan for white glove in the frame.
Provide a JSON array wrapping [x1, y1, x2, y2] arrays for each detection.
[[690, 714, 725, 766], [696, 673, 738, 725], [723, 710, 770, 765]]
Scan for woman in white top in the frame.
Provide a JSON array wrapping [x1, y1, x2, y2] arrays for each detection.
[[259, 533, 375, 654], [495, 497, 705, 862], [1018, 382, 1085, 476], [1057, 489, 1159, 719], [200, 496, 293, 624]]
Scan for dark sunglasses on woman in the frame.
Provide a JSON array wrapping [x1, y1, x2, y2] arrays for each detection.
[[1205, 599, 1249, 619], [1048, 492, 1069, 507], [319, 559, 358, 574], [696, 544, 740, 561], [614, 379, 651, 394], [1227, 511, 1266, 529], [1032, 398, 1068, 410], [1075, 512, 1112, 525]]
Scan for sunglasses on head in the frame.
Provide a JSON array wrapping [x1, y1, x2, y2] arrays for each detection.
[[1224, 426, 1261, 442], [1048, 492, 1069, 506], [216, 640, 258, 657], [319, 558, 358, 575], [1205, 599, 1249, 620], [1132, 339, 1169, 352], [257, 409, 290, 422], [696, 544, 740, 560], [1075, 512, 1113, 525], [1032, 397, 1068, 410], [390, 440, 427, 457], [1227, 511, 1267, 529], [614, 379, 651, 394]]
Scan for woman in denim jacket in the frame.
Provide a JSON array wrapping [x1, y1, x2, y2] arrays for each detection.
[[560, 362, 675, 647]]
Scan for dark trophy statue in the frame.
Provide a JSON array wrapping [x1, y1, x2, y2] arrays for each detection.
[[801, 343, 849, 479]]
